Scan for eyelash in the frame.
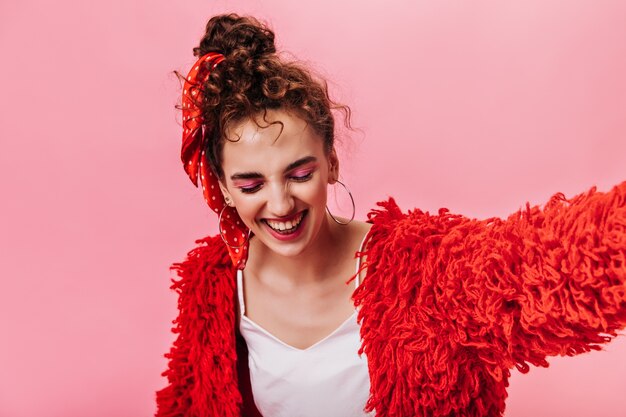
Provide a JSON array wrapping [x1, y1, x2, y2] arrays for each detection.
[[238, 172, 314, 194]]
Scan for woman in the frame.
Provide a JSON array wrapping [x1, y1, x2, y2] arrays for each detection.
[[156, 13, 626, 417]]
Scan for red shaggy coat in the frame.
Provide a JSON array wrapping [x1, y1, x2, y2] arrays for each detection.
[[156, 182, 626, 417]]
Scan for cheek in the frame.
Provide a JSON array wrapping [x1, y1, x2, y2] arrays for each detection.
[[231, 196, 262, 223], [299, 178, 328, 205]]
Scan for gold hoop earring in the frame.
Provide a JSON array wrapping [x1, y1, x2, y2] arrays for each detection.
[[218, 205, 249, 248], [326, 180, 355, 226]]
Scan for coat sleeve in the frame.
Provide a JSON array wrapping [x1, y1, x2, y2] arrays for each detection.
[[155, 235, 242, 417], [432, 181, 626, 374]]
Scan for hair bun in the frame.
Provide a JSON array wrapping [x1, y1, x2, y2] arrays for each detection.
[[193, 14, 276, 60]]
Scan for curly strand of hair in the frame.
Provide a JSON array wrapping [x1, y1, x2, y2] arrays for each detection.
[[175, 13, 354, 180]]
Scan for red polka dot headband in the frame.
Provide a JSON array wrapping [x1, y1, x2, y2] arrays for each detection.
[[180, 52, 250, 270]]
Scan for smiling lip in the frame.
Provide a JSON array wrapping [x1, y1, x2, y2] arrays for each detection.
[[261, 210, 308, 241]]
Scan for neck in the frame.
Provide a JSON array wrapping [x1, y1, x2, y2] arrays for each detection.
[[247, 213, 350, 287]]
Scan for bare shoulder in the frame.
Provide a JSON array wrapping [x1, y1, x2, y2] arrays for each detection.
[[341, 219, 372, 253], [354, 219, 373, 249], [349, 220, 373, 279]]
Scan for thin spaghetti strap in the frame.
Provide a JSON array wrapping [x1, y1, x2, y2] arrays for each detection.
[[236, 269, 246, 316], [354, 231, 369, 289]]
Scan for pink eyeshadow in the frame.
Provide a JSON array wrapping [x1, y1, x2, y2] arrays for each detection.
[[234, 180, 262, 188], [291, 168, 314, 177]]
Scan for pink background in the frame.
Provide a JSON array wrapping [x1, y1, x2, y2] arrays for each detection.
[[1, 0, 625, 416]]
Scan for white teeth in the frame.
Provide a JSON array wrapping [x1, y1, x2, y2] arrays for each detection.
[[266, 212, 304, 232]]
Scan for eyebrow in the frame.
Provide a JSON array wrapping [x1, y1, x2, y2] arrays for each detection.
[[230, 156, 318, 181]]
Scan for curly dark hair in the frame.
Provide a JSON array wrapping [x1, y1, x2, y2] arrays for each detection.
[[179, 13, 351, 179]]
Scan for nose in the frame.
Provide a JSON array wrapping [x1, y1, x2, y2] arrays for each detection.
[[266, 183, 295, 217]]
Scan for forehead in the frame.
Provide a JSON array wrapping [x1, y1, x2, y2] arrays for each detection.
[[222, 109, 325, 172]]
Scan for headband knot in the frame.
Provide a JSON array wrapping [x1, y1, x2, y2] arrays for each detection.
[[180, 52, 250, 269]]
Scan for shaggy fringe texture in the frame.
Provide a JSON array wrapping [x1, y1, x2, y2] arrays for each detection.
[[155, 235, 241, 417], [155, 181, 625, 417], [353, 181, 626, 417]]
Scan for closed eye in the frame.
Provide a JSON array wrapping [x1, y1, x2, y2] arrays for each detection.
[[235, 167, 316, 194], [290, 171, 313, 182], [238, 182, 263, 194]]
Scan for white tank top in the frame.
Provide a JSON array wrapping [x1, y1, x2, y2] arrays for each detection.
[[237, 234, 374, 417]]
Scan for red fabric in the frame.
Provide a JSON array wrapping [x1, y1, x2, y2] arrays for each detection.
[[236, 330, 264, 417], [155, 181, 626, 417], [180, 53, 250, 270]]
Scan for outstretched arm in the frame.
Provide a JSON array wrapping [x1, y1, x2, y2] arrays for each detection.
[[439, 181, 626, 373]]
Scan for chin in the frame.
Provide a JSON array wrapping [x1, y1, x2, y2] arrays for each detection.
[[267, 243, 307, 258]]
